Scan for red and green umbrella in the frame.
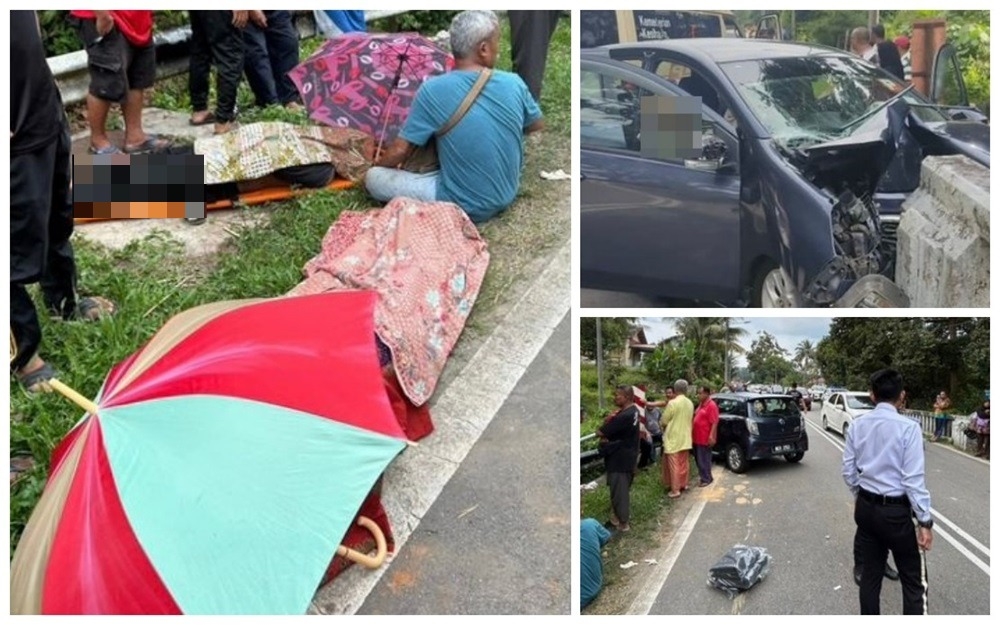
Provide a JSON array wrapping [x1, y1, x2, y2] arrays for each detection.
[[10, 291, 411, 614]]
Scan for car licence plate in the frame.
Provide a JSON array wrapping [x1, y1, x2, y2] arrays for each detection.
[[773, 444, 793, 453]]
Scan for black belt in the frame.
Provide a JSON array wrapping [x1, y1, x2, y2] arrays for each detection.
[[858, 488, 910, 507]]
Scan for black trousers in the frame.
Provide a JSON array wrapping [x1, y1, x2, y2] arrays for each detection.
[[242, 10, 300, 106], [10, 119, 77, 372], [508, 10, 562, 102], [189, 11, 244, 122], [854, 496, 929, 615]]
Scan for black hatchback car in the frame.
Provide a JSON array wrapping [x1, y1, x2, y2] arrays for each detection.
[[711, 393, 809, 473]]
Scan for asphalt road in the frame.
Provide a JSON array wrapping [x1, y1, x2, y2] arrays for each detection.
[[358, 314, 571, 614], [645, 406, 990, 615]]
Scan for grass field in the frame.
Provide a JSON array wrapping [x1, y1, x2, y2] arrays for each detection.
[[10, 14, 572, 554]]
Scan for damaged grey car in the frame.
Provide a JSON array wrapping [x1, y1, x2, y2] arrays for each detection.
[[580, 39, 989, 307]]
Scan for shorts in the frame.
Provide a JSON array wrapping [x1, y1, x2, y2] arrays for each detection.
[[74, 17, 156, 102]]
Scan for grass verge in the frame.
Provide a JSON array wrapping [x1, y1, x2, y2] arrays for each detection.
[[11, 14, 571, 554]]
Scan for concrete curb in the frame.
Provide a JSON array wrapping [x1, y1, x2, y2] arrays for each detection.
[[310, 239, 571, 614]]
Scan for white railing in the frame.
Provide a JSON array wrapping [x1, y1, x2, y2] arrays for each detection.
[[47, 10, 407, 106]]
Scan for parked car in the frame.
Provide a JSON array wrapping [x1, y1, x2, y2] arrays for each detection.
[[809, 385, 827, 401], [711, 393, 808, 473], [822, 386, 847, 404], [821, 391, 877, 436], [580, 39, 990, 307]]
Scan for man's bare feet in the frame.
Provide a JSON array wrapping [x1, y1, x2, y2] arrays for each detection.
[[189, 110, 216, 126], [214, 121, 238, 135]]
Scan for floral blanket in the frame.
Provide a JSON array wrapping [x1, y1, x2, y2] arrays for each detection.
[[288, 198, 490, 406], [194, 122, 374, 185]]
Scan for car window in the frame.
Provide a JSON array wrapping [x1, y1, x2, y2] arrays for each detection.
[[932, 44, 967, 107], [833, 394, 844, 408], [846, 395, 876, 410], [716, 398, 747, 417], [580, 10, 620, 49], [755, 397, 801, 417], [580, 69, 647, 152]]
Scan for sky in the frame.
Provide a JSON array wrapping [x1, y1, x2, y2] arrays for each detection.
[[641, 317, 834, 368]]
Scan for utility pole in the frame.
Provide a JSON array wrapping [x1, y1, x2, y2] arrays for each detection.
[[868, 10, 879, 30], [724, 318, 730, 386], [596, 320, 604, 413]]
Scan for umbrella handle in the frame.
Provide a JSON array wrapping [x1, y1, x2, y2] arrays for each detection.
[[48, 379, 100, 415], [336, 515, 388, 569]]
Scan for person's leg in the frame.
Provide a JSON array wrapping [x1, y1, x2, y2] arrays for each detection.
[[696, 445, 713, 484], [608, 472, 631, 529], [855, 499, 888, 615], [507, 11, 560, 102], [263, 10, 301, 105], [364, 167, 439, 203], [667, 453, 683, 496], [10, 139, 57, 380], [121, 41, 169, 152], [242, 20, 279, 107], [38, 122, 79, 318], [886, 513, 928, 615], [661, 450, 671, 488], [189, 12, 213, 123], [678, 449, 690, 490], [206, 11, 245, 130], [75, 17, 128, 152]]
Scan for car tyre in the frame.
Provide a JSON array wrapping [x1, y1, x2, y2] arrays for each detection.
[[784, 451, 805, 463], [726, 443, 748, 474], [753, 265, 802, 308]]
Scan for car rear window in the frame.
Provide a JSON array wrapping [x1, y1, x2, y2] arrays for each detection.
[[752, 397, 801, 417]]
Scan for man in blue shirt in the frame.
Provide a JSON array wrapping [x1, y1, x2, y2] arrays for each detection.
[[842, 369, 934, 615], [365, 10, 544, 223], [580, 517, 611, 610]]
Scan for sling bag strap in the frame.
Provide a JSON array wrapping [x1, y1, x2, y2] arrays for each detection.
[[436, 68, 493, 138]]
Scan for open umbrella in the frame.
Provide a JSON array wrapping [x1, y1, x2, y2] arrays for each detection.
[[288, 32, 454, 149], [10, 291, 412, 615]]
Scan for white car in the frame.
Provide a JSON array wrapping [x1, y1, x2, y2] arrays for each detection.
[[821, 391, 877, 436], [810, 386, 826, 401]]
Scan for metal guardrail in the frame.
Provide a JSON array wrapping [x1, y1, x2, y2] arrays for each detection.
[[47, 10, 406, 106], [901, 408, 978, 451]]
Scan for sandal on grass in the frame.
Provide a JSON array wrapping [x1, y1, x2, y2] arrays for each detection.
[[189, 111, 216, 126], [88, 144, 123, 155], [14, 361, 57, 395], [51, 296, 117, 322]]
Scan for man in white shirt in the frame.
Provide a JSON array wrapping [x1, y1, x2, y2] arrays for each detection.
[[850, 27, 877, 64]]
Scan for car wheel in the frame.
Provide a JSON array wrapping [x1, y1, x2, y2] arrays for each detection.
[[822, 415, 829, 431], [784, 451, 805, 463], [725, 444, 748, 474], [753, 265, 802, 308]]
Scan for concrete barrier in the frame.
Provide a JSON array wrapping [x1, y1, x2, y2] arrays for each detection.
[[47, 10, 406, 106], [894, 155, 990, 307]]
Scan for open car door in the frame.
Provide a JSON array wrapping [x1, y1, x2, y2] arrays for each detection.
[[755, 14, 781, 40], [930, 42, 988, 122]]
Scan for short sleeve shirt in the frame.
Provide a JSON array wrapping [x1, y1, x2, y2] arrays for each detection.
[[401, 69, 542, 222]]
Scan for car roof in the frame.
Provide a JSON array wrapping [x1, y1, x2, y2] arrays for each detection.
[[713, 392, 793, 400], [584, 38, 848, 64]]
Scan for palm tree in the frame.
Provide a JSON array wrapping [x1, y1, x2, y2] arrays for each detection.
[[672, 318, 749, 379], [794, 339, 817, 378]]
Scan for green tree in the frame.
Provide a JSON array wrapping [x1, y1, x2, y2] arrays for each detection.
[[746, 331, 794, 384], [671, 317, 748, 381], [793, 339, 819, 379], [643, 340, 697, 387], [580, 317, 637, 361]]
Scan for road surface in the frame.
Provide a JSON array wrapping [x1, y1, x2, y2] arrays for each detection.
[[638, 405, 989, 615], [358, 314, 572, 614]]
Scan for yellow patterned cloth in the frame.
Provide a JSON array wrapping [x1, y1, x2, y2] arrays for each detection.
[[194, 122, 375, 185]]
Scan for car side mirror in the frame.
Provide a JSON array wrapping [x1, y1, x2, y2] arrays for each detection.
[[684, 137, 728, 171]]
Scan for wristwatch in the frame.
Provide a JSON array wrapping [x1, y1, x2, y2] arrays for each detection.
[[917, 518, 934, 529]]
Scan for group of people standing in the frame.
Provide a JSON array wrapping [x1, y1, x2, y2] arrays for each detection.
[[595, 381, 720, 533], [849, 23, 912, 82]]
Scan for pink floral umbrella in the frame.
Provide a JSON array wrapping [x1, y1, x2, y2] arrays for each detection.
[[289, 33, 454, 149]]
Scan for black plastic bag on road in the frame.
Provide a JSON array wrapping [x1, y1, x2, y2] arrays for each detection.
[[707, 544, 772, 599]]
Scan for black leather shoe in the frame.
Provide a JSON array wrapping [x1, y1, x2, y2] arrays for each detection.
[[854, 566, 862, 586], [884, 564, 899, 581]]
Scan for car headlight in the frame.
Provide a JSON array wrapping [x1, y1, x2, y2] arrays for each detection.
[[748, 421, 758, 436]]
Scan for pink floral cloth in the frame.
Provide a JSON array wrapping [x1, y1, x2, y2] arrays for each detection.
[[288, 197, 490, 406]]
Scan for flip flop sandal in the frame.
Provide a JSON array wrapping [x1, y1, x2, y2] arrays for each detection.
[[10, 455, 35, 486], [74, 296, 117, 321], [123, 134, 173, 154], [88, 144, 123, 155], [15, 361, 57, 395], [189, 112, 217, 126]]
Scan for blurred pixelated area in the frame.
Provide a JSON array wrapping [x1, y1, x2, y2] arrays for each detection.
[[639, 94, 703, 160], [72, 153, 205, 219]]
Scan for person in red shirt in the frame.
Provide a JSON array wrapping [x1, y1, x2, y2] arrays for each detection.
[[69, 10, 170, 154], [693, 386, 720, 487]]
